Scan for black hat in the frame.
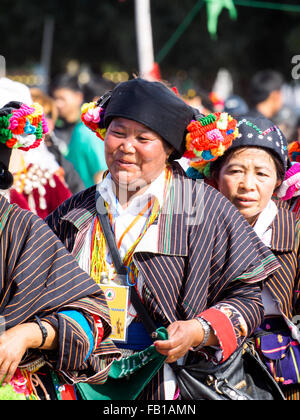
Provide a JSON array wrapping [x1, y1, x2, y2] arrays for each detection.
[[103, 78, 197, 159], [186, 114, 289, 180], [230, 116, 289, 171]]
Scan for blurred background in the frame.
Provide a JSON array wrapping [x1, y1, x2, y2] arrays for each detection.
[[1, 0, 300, 216], [1, 0, 299, 104]]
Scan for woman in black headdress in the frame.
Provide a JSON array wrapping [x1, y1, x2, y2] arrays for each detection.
[[46, 79, 281, 400], [190, 115, 300, 400]]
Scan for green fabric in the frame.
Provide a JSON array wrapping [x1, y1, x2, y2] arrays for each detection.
[[76, 327, 168, 400], [66, 121, 107, 188], [205, 0, 237, 38], [0, 384, 26, 400]]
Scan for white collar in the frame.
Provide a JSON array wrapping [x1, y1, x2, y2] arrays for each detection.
[[253, 200, 278, 245], [96, 169, 167, 216]]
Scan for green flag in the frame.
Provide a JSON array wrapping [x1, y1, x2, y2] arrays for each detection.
[[76, 327, 168, 400], [205, 0, 237, 38]]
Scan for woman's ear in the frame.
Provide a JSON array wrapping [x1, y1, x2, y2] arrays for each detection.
[[274, 179, 282, 193], [209, 169, 219, 189], [166, 146, 175, 162]]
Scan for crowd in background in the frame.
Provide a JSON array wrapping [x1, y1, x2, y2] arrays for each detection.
[[1, 68, 300, 220]]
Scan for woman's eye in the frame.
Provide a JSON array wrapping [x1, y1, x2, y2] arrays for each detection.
[[112, 130, 124, 136]]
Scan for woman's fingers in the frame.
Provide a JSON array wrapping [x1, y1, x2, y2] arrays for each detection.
[[2, 361, 18, 385], [0, 359, 11, 386], [0, 325, 31, 385], [154, 320, 199, 362], [154, 339, 189, 362], [154, 319, 207, 362]]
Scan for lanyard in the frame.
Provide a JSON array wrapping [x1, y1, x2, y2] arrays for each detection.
[[107, 198, 153, 251], [90, 166, 172, 285]]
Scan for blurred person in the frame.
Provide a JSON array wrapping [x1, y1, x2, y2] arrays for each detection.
[[51, 74, 107, 188], [224, 94, 249, 117], [7, 90, 72, 219], [0, 81, 72, 218], [30, 87, 84, 194], [247, 70, 284, 120], [9, 144, 72, 219], [209, 91, 224, 112], [82, 75, 116, 103], [184, 87, 214, 115], [0, 76, 32, 107], [179, 87, 214, 172], [273, 105, 298, 144]]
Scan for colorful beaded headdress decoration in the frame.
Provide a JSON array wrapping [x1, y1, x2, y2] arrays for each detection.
[[0, 102, 48, 151], [288, 141, 300, 164], [81, 92, 112, 141], [277, 162, 300, 201], [184, 112, 239, 176], [277, 141, 300, 201]]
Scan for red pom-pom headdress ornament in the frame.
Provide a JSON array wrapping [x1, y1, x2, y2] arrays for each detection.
[[0, 102, 48, 151], [81, 91, 112, 141], [183, 112, 239, 175]]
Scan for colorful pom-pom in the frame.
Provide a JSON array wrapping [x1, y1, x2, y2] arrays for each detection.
[[184, 112, 239, 174], [0, 103, 48, 151], [277, 162, 300, 200], [81, 101, 107, 140], [288, 141, 300, 164]]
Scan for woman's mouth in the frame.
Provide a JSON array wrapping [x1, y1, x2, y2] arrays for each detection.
[[116, 158, 136, 167], [235, 197, 257, 207]]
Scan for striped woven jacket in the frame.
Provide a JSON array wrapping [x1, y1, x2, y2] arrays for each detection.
[[266, 206, 300, 319], [0, 195, 120, 385], [46, 162, 281, 399]]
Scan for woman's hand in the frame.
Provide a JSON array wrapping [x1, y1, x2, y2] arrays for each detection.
[[154, 319, 218, 363], [0, 321, 58, 385]]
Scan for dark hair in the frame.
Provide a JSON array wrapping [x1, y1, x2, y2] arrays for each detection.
[[0, 162, 13, 190], [51, 74, 82, 94], [210, 146, 285, 187], [249, 70, 284, 106], [83, 77, 116, 103]]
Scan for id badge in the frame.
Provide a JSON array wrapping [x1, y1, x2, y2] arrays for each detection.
[[101, 281, 129, 343]]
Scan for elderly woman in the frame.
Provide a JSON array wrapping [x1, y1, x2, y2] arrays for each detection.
[[0, 101, 119, 400], [188, 115, 300, 400], [46, 79, 280, 400]]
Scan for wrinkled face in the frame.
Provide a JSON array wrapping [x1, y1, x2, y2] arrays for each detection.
[[105, 118, 172, 196], [216, 147, 281, 225]]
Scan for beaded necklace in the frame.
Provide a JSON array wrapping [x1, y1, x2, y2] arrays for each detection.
[[90, 166, 172, 286]]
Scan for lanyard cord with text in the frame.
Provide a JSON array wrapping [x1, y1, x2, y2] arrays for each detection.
[[92, 167, 172, 336], [96, 193, 158, 337], [91, 167, 172, 288]]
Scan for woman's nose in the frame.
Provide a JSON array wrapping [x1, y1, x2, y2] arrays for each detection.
[[120, 136, 136, 153], [240, 174, 256, 190]]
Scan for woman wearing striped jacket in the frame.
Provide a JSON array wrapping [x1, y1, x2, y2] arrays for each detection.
[[0, 102, 120, 400], [192, 115, 300, 400], [46, 79, 280, 400]]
